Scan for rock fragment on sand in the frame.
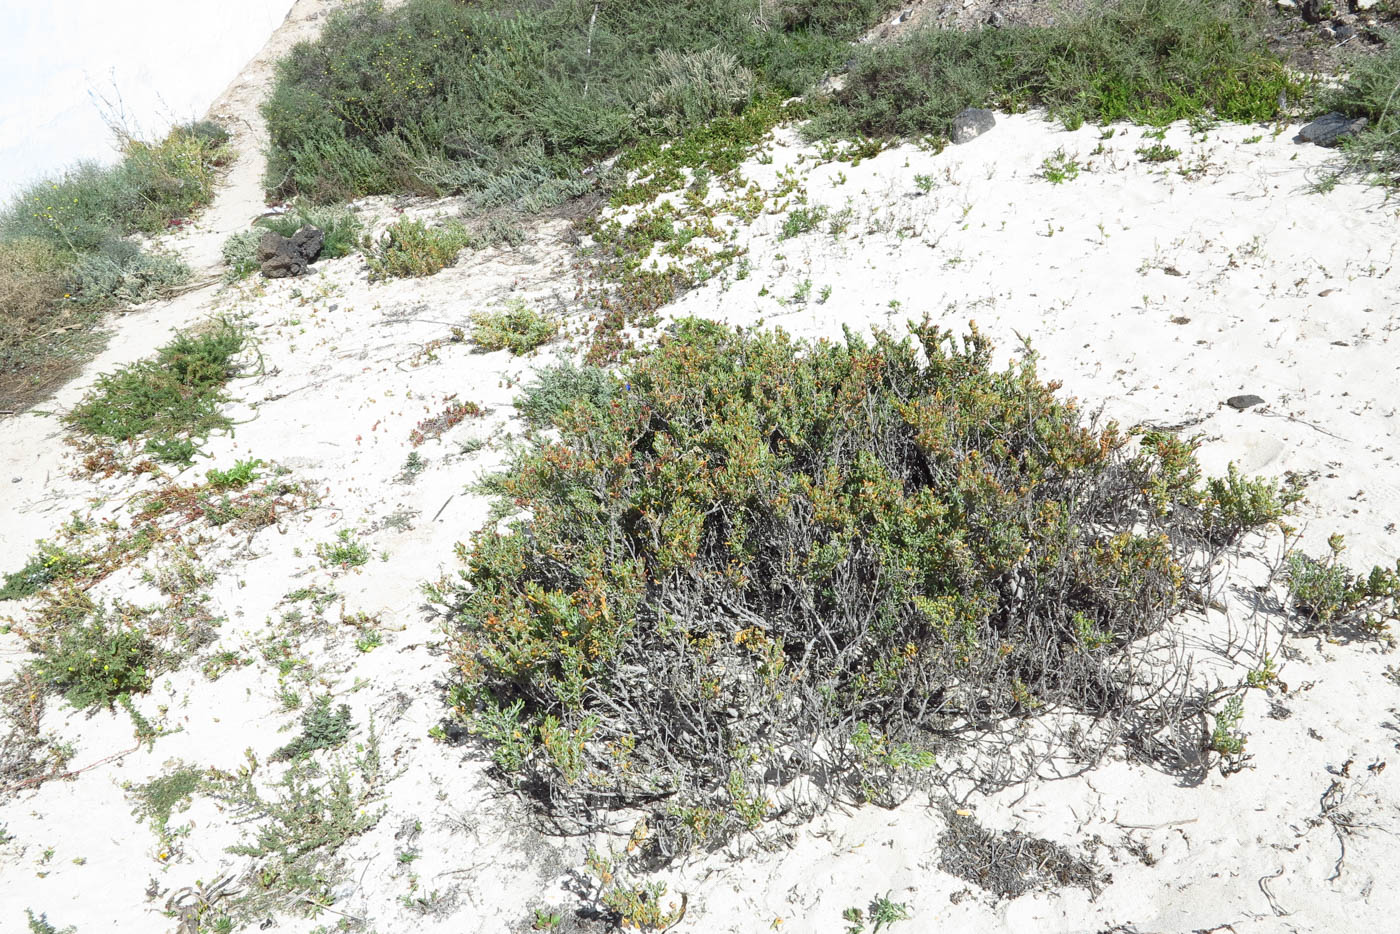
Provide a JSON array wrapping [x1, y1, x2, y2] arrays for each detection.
[[258, 225, 325, 278], [1295, 112, 1368, 148], [1226, 394, 1266, 411], [951, 108, 996, 144]]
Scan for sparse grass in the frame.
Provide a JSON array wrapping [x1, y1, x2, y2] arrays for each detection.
[[469, 300, 559, 355], [316, 530, 370, 570], [211, 725, 387, 917], [814, 0, 1299, 143], [1327, 36, 1400, 189], [447, 319, 1290, 855], [65, 320, 247, 463], [364, 217, 472, 280]]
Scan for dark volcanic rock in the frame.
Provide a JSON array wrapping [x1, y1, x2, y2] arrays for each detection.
[[1226, 394, 1266, 411], [258, 225, 325, 279], [951, 108, 996, 144], [1295, 112, 1368, 148]]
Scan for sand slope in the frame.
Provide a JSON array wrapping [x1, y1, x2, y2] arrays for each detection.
[[1, 6, 1398, 932]]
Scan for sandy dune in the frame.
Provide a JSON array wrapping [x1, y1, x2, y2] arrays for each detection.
[[1, 2, 1397, 932]]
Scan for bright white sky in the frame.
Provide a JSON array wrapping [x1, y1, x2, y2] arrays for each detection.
[[0, 1, 297, 205]]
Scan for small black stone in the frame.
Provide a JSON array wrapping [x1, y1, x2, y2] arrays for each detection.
[[1226, 394, 1266, 411]]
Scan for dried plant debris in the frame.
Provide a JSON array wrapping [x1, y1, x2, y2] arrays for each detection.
[[937, 806, 1107, 899]]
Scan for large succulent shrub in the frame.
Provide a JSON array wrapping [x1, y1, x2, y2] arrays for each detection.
[[444, 320, 1293, 858]]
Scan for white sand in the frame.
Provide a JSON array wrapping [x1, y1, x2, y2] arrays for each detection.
[[1, 4, 1398, 931]]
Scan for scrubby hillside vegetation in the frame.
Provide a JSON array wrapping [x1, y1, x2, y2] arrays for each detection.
[[262, 0, 1304, 206], [4, 0, 1400, 931], [0, 123, 230, 410]]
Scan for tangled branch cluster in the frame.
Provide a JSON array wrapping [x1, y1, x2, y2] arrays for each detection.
[[446, 319, 1290, 858]]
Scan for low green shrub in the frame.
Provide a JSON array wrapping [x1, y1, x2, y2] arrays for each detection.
[[25, 910, 74, 934], [30, 607, 157, 708], [206, 459, 263, 490], [446, 319, 1284, 855], [129, 764, 204, 847], [316, 530, 370, 569], [210, 726, 386, 915], [364, 217, 472, 280], [1286, 535, 1399, 639], [66, 321, 246, 459], [0, 543, 93, 602], [514, 362, 617, 428], [273, 695, 354, 761], [470, 301, 559, 355], [814, 0, 1299, 142]]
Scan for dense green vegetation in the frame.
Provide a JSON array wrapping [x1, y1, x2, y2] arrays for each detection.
[[444, 320, 1294, 855], [261, 0, 883, 202], [265, 0, 1305, 208], [0, 121, 229, 409], [66, 321, 247, 465], [816, 0, 1300, 139]]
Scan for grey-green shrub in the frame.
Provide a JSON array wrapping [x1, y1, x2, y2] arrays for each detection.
[[221, 229, 263, 281], [515, 362, 617, 428], [1327, 36, 1400, 187], [469, 301, 558, 355], [67, 244, 189, 306]]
